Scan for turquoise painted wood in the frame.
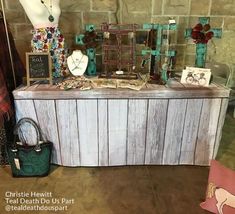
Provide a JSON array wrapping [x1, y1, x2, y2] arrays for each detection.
[[185, 17, 222, 68], [196, 43, 207, 68], [75, 24, 97, 76], [142, 22, 177, 82]]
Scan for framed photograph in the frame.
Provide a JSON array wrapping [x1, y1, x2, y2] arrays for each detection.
[[26, 52, 52, 86], [181, 67, 211, 86]]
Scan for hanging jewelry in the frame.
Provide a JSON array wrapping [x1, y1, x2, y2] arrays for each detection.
[[40, 0, 54, 22], [70, 55, 84, 71]]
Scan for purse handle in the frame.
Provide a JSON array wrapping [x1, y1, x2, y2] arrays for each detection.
[[13, 117, 44, 152]]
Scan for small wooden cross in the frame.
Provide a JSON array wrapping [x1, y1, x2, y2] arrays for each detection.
[[185, 17, 222, 68]]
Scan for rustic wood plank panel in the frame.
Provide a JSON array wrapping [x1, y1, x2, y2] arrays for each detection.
[[13, 81, 230, 167], [27, 84, 40, 90], [213, 98, 229, 159], [166, 78, 185, 88], [182, 83, 200, 88], [77, 100, 98, 166], [182, 82, 219, 89], [34, 100, 62, 165], [195, 98, 222, 165], [146, 84, 166, 89], [15, 85, 29, 91], [98, 99, 109, 166], [56, 100, 80, 167], [14, 100, 38, 145], [179, 99, 203, 164], [162, 99, 187, 165], [145, 99, 168, 164], [211, 82, 228, 89], [36, 84, 52, 90], [205, 83, 218, 88], [14, 89, 230, 99], [108, 99, 128, 166], [127, 99, 148, 165], [13, 83, 230, 100]]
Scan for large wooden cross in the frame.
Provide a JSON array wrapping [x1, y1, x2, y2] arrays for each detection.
[[185, 17, 222, 68]]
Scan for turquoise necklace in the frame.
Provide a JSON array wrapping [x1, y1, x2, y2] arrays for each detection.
[[40, 0, 54, 22]]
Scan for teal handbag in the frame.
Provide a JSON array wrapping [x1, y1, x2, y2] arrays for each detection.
[[7, 118, 52, 177]]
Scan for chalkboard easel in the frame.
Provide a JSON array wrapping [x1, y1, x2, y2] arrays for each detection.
[[26, 52, 52, 86]]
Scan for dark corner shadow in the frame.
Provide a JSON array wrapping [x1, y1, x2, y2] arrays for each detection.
[[0, 164, 12, 176], [49, 164, 59, 174], [1, 164, 59, 178]]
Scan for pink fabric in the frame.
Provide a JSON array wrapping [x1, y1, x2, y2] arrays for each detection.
[[200, 160, 235, 214], [34, 23, 58, 29]]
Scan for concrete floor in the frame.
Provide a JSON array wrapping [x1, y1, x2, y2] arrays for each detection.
[[0, 107, 234, 214]]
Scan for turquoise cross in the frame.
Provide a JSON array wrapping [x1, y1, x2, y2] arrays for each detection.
[[142, 23, 177, 82], [185, 17, 222, 68]]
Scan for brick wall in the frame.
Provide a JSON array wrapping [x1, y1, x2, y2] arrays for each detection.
[[2, 0, 235, 85]]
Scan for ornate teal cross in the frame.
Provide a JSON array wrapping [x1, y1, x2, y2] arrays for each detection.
[[185, 17, 222, 68]]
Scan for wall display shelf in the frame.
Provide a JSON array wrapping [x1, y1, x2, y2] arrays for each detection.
[[13, 80, 230, 167]]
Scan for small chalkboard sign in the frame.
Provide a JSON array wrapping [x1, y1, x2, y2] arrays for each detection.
[[26, 52, 52, 86]]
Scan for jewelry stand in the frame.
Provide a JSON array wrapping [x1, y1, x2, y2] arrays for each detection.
[[100, 23, 138, 80], [67, 50, 88, 76]]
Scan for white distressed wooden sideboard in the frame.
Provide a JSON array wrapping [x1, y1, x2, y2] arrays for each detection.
[[13, 80, 230, 167]]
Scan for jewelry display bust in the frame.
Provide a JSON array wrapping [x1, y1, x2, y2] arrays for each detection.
[[67, 50, 88, 76], [19, 0, 61, 28], [19, 0, 68, 78]]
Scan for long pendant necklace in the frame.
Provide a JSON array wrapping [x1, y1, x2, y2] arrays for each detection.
[[71, 55, 84, 71], [40, 0, 54, 22]]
